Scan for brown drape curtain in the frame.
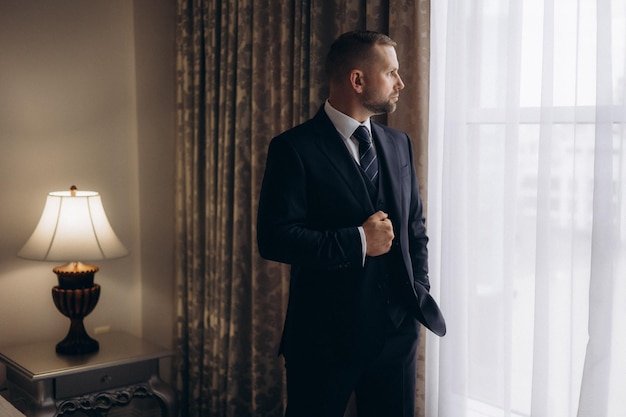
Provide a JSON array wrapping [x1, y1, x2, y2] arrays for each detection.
[[174, 1, 430, 416]]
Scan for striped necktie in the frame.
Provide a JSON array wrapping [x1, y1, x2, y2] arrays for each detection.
[[353, 125, 378, 186]]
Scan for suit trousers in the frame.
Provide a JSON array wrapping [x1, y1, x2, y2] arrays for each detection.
[[284, 315, 420, 417]]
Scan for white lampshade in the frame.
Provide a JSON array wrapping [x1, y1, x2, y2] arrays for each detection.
[[18, 189, 128, 262]]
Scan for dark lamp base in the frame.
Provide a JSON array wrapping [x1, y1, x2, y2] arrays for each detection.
[[56, 319, 100, 355], [52, 263, 102, 356]]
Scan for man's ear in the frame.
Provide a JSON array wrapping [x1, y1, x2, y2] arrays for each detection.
[[350, 70, 365, 93]]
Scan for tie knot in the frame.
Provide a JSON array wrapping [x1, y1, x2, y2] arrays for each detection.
[[353, 125, 371, 145]]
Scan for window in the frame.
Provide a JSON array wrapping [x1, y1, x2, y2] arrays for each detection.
[[428, 1, 626, 416]]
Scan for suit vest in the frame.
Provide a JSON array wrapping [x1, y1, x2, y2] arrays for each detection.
[[356, 155, 409, 328]]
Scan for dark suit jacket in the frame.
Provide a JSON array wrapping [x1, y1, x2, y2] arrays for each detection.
[[257, 107, 445, 364]]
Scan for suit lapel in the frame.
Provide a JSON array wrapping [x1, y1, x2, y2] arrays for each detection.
[[371, 122, 402, 220], [311, 109, 374, 211]]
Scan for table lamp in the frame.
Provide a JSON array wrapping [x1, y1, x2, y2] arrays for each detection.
[[18, 186, 128, 355]]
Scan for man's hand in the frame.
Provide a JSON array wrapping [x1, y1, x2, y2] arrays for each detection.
[[362, 211, 394, 257]]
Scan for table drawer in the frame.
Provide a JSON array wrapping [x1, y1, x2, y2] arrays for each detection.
[[55, 360, 155, 399]]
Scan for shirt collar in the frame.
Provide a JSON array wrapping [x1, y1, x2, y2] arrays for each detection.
[[324, 100, 372, 139]]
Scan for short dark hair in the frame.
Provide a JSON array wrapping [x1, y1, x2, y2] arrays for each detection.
[[325, 31, 397, 83]]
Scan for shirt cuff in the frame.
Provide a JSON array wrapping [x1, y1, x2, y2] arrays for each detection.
[[358, 226, 367, 266]]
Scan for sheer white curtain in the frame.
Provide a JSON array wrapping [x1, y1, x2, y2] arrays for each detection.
[[426, 1, 626, 416]]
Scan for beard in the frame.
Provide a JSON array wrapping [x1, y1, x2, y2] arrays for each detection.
[[361, 91, 398, 115]]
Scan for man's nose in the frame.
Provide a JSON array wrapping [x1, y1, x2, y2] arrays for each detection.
[[397, 75, 405, 90]]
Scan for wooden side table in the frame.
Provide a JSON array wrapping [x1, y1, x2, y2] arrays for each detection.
[[0, 332, 177, 417]]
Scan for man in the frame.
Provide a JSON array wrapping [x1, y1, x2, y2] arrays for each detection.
[[257, 30, 445, 417]]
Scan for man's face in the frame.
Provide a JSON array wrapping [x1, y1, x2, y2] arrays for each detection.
[[360, 44, 405, 115]]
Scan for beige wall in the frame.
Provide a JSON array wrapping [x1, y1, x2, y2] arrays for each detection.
[[0, 0, 176, 385]]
